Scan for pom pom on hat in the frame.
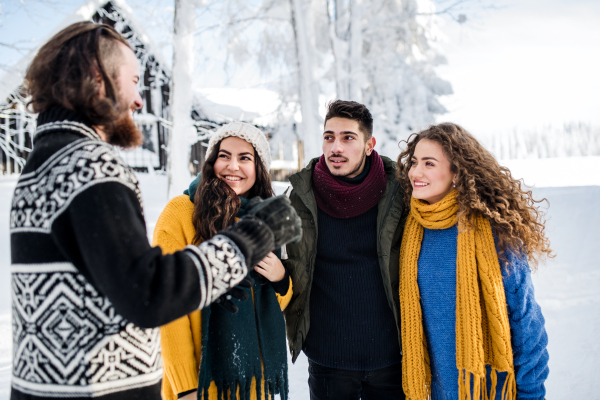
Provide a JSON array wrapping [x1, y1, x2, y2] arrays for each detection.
[[206, 122, 271, 171]]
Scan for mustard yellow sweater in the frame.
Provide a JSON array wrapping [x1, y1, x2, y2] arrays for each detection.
[[153, 195, 293, 400]]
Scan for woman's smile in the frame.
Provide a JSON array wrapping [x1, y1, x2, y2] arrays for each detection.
[[412, 180, 430, 188], [223, 175, 243, 182]]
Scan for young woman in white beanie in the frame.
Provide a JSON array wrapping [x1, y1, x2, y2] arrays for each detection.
[[154, 122, 292, 400]]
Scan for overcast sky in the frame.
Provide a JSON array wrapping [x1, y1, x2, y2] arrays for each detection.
[[1, 0, 599, 138]]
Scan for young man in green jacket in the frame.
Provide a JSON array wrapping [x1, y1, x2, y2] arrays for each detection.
[[281, 100, 405, 399]]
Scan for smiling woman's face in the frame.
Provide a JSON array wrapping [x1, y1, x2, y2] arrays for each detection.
[[408, 139, 456, 204], [213, 136, 257, 197]]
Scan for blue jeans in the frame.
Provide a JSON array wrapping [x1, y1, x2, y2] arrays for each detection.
[[308, 360, 405, 400]]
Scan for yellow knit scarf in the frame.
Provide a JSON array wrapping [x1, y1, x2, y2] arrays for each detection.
[[399, 190, 516, 400]]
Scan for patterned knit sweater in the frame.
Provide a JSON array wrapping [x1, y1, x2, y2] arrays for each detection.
[[9, 107, 251, 400], [417, 226, 549, 400]]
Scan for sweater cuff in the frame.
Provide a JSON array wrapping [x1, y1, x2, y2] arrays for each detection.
[[164, 361, 199, 395], [221, 216, 275, 267], [271, 271, 290, 295], [184, 234, 248, 309]]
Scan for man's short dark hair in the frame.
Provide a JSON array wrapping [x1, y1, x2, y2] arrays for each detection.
[[324, 100, 373, 140], [25, 21, 131, 127]]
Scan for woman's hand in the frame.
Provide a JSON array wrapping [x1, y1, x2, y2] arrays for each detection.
[[179, 391, 197, 400], [254, 252, 286, 282]]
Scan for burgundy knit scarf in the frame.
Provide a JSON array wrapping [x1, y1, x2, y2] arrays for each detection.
[[312, 150, 388, 219]]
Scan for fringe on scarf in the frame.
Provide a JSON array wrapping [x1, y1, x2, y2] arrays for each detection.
[[200, 369, 289, 400], [458, 369, 516, 400]]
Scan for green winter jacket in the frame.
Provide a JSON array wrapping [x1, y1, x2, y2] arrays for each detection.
[[282, 156, 405, 362]]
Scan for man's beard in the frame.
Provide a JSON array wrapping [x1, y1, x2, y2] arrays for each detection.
[[105, 111, 143, 149]]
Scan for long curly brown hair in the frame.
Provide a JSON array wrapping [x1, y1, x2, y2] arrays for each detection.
[[396, 123, 553, 268], [192, 139, 274, 244]]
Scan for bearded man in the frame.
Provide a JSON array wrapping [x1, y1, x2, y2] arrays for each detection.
[[281, 100, 406, 399], [9, 22, 300, 400]]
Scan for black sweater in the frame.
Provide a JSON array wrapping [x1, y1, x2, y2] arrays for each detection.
[[9, 107, 249, 400], [302, 160, 401, 371]]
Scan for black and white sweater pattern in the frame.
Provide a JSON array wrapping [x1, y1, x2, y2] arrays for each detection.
[[9, 107, 248, 400]]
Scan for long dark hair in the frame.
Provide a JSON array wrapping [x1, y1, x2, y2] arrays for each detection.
[[25, 21, 129, 130], [192, 139, 274, 244], [396, 123, 553, 268]]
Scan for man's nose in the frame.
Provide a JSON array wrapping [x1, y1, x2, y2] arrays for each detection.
[[331, 139, 343, 153], [134, 92, 143, 110]]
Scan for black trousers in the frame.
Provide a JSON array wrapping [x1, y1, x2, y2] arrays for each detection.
[[308, 360, 405, 400]]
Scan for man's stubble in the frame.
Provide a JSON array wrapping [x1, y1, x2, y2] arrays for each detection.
[[329, 149, 367, 178]]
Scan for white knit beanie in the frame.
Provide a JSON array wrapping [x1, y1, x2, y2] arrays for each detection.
[[206, 122, 271, 171]]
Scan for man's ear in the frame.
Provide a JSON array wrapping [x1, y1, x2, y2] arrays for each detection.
[[93, 68, 106, 97], [366, 136, 376, 156]]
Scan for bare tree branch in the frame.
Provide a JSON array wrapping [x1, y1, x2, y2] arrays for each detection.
[[194, 15, 289, 35], [0, 40, 34, 53]]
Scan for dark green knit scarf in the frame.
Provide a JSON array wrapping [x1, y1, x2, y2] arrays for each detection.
[[185, 175, 289, 400]]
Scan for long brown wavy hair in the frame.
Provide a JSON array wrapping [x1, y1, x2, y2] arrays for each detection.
[[193, 139, 274, 244], [396, 123, 553, 268]]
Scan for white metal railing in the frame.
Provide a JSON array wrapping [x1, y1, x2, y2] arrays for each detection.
[[0, 103, 36, 176]]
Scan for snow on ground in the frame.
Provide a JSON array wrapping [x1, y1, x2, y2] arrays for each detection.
[[531, 186, 600, 399], [0, 177, 17, 315], [0, 157, 598, 399], [0, 176, 17, 400]]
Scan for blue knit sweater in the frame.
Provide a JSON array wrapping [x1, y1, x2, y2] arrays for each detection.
[[417, 226, 549, 400]]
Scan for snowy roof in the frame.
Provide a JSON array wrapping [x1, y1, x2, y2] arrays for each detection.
[[0, 0, 168, 103], [192, 93, 258, 124], [195, 88, 282, 126]]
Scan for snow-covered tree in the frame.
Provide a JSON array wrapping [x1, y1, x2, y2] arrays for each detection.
[[168, 0, 196, 199], [188, 0, 453, 162], [290, 0, 323, 160], [325, 0, 453, 157], [326, 0, 364, 102]]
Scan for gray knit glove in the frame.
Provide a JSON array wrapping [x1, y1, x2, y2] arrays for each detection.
[[214, 275, 254, 314], [245, 195, 302, 249], [221, 195, 302, 267]]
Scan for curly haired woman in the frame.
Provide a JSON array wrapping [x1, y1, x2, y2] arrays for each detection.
[[396, 123, 550, 400], [154, 122, 292, 400]]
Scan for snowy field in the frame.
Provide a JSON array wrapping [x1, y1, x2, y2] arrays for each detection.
[[0, 157, 599, 399]]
